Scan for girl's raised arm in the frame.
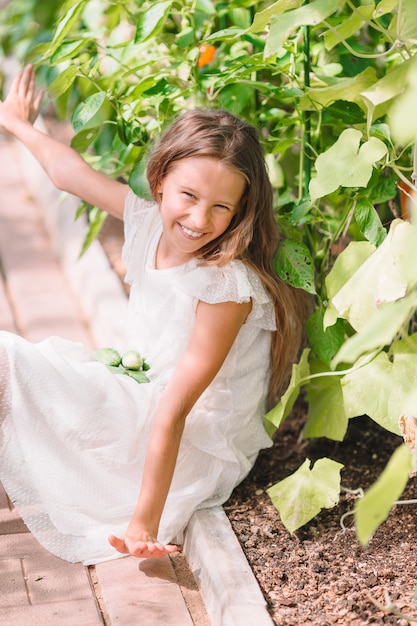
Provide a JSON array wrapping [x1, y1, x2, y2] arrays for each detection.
[[0, 65, 128, 219], [108, 297, 252, 558]]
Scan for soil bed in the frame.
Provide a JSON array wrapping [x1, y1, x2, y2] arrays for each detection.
[[98, 214, 417, 626]]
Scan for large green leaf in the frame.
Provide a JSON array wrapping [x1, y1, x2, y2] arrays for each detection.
[[309, 129, 387, 201], [332, 292, 417, 366], [267, 457, 344, 533], [304, 374, 348, 441], [264, 0, 343, 57], [250, 0, 304, 33], [330, 219, 416, 332], [299, 67, 377, 112], [388, 65, 417, 145], [355, 444, 414, 546], [324, 241, 375, 329], [360, 56, 417, 125], [135, 1, 173, 43], [323, 3, 375, 50], [264, 348, 311, 436], [341, 335, 417, 434], [397, 0, 417, 42]]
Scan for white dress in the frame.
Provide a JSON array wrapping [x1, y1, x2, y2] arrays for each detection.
[[0, 191, 274, 565]]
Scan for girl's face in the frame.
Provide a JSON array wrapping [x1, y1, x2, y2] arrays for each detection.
[[155, 157, 246, 269]]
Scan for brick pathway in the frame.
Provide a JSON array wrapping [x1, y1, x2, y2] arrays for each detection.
[[0, 134, 209, 626]]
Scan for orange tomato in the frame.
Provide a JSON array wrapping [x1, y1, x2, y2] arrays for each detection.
[[198, 44, 216, 68]]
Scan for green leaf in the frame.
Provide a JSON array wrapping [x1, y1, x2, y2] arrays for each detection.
[[304, 373, 348, 441], [354, 197, 387, 246], [264, 349, 311, 436], [50, 1, 87, 52], [330, 219, 416, 332], [70, 127, 100, 152], [361, 56, 417, 124], [267, 457, 344, 533], [333, 292, 417, 366], [128, 158, 152, 200], [47, 65, 78, 99], [355, 444, 413, 546], [341, 335, 417, 434], [135, 1, 173, 43], [71, 92, 107, 133], [307, 310, 345, 365], [397, 0, 417, 42], [79, 206, 107, 257], [323, 3, 375, 50], [299, 67, 377, 112], [265, 0, 344, 57], [50, 39, 89, 64], [250, 0, 304, 34], [273, 239, 316, 294], [309, 129, 387, 201], [195, 0, 216, 14], [388, 65, 417, 145], [324, 241, 375, 329]]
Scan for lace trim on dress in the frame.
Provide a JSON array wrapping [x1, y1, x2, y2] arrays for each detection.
[[172, 262, 276, 331]]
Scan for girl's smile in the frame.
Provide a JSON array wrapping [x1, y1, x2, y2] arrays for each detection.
[[155, 157, 246, 268]]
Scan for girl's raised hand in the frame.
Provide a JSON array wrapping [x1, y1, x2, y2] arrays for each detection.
[[0, 64, 43, 127], [108, 533, 178, 559]]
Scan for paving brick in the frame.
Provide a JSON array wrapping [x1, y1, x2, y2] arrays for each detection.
[[96, 556, 194, 625], [0, 599, 103, 625]]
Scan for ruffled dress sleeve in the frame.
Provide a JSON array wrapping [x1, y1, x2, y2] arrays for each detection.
[[171, 260, 276, 331]]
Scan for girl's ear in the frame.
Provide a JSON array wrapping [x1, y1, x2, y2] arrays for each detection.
[[156, 179, 163, 193]]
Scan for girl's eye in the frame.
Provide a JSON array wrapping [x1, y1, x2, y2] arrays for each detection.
[[184, 191, 195, 199], [216, 204, 231, 211]]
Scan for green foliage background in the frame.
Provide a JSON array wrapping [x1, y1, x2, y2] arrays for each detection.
[[1, 0, 417, 543]]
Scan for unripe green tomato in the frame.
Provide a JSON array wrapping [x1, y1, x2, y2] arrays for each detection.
[[95, 347, 122, 367], [122, 350, 143, 370]]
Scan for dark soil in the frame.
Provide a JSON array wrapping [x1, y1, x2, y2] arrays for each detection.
[[98, 213, 417, 626]]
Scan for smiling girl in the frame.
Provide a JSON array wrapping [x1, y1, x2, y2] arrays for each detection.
[[0, 65, 309, 564]]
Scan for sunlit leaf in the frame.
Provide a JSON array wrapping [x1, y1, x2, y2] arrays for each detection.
[[309, 129, 387, 201], [299, 67, 376, 112], [323, 3, 375, 51], [341, 335, 417, 434], [360, 56, 417, 124], [47, 65, 78, 98], [330, 219, 416, 332], [333, 292, 417, 366], [71, 92, 107, 133], [135, 1, 173, 43], [304, 374, 348, 441], [265, 0, 344, 57], [267, 458, 343, 533], [388, 65, 417, 145], [355, 445, 413, 546], [264, 349, 311, 436], [50, 39, 89, 64], [397, 0, 417, 42], [250, 0, 304, 34]]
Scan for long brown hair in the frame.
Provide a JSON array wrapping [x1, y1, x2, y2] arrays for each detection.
[[147, 109, 311, 408]]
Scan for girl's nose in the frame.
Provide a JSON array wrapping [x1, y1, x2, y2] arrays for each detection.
[[191, 203, 211, 228]]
